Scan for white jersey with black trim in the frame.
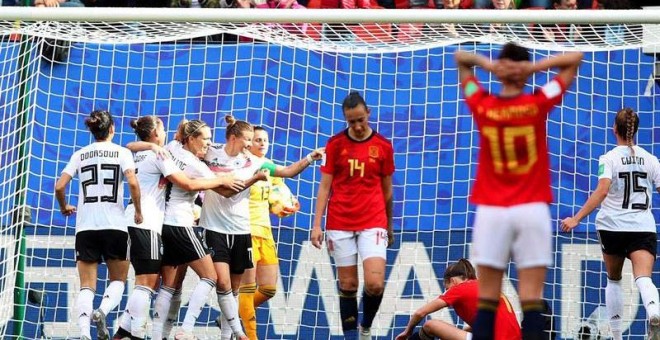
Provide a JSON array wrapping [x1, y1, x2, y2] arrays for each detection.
[[162, 142, 216, 227], [125, 150, 180, 233], [596, 145, 660, 232], [199, 143, 266, 235], [61, 141, 135, 234]]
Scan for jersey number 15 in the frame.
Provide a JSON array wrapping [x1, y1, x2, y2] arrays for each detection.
[[619, 171, 649, 210]]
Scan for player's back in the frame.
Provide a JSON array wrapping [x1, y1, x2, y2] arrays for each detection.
[[163, 141, 213, 227], [125, 150, 179, 233], [597, 145, 660, 232], [65, 141, 133, 233], [466, 81, 569, 206]]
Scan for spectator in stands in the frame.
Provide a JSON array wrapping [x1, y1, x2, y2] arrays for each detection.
[[553, 0, 576, 8], [542, 0, 581, 42], [598, 0, 630, 44], [34, 0, 83, 6], [409, 0, 472, 9]]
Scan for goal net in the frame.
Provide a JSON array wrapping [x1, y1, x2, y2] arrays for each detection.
[[1, 7, 659, 339]]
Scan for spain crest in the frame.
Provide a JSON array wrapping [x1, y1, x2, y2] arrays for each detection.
[[369, 146, 379, 158]]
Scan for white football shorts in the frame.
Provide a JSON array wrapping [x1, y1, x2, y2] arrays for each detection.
[[471, 202, 552, 270], [326, 227, 388, 267]]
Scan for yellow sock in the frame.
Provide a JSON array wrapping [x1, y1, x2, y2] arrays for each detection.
[[254, 284, 277, 307], [238, 283, 257, 340]]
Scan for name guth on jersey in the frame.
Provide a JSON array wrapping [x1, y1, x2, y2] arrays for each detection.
[[80, 150, 119, 160], [621, 156, 644, 165]]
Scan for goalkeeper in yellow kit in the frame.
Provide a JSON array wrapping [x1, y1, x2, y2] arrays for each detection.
[[218, 125, 304, 339]]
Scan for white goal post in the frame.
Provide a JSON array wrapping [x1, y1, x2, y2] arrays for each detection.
[[0, 7, 659, 340]]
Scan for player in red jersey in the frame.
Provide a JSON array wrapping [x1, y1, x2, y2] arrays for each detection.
[[395, 259, 521, 340], [456, 43, 582, 340], [311, 91, 395, 340]]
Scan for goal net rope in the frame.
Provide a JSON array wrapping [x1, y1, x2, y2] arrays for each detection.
[[0, 7, 659, 339]]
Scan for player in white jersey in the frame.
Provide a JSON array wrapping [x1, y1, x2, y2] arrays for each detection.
[[54, 110, 142, 340], [135, 119, 243, 340], [200, 115, 324, 340], [562, 108, 660, 340], [111, 116, 243, 340]]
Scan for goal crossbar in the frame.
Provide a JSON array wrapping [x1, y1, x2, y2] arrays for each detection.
[[1, 7, 660, 24]]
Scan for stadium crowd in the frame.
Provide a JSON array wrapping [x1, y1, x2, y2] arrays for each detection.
[[5, 0, 656, 13]]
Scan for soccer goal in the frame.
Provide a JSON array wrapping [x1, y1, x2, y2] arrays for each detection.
[[0, 7, 659, 339]]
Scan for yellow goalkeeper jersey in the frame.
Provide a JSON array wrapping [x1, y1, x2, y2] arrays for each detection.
[[249, 159, 283, 239]]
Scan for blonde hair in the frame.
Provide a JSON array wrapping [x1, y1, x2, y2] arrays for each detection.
[[176, 119, 208, 145]]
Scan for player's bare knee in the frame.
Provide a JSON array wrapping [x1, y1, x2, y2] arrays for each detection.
[[364, 281, 384, 296], [338, 279, 359, 291]]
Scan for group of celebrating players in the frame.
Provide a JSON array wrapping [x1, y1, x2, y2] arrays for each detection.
[[55, 42, 660, 340]]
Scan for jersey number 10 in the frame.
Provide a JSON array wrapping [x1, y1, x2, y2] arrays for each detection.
[[482, 125, 538, 175]]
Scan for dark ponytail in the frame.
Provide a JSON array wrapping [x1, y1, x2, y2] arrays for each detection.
[[85, 109, 114, 141], [443, 258, 477, 282], [130, 116, 159, 142]]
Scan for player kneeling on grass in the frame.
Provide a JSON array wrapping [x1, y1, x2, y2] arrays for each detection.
[[395, 259, 521, 340]]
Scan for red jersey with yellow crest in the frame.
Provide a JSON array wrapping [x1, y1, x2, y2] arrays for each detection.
[[462, 75, 567, 206], [320, 129, 394, 231]]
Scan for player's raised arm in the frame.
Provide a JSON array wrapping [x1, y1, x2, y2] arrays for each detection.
[[531, 51, 583, 88], [262, 147, 324, 178], [455, 50, 495, 84]]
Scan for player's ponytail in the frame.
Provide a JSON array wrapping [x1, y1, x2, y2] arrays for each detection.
[[85, 109, 114, 141], [178, 119, 208, 145], [131, 116, 159, 142], [614, 107, 638, 156], [443, 258, 477, 283], [224, 115, 252, 140]]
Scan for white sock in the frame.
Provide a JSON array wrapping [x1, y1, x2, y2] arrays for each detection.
[[98, 280, 125, 315], [181, 278, 216, 332], [220, 314, 232, 340], [152, 286, 175, 340], [77, 287, 95, 339], [217, 290, 245, 336], [606, 278, 624, 340], [118, 310, 131, 333], [164, 290, 183, 338], [128, 285, 154, 338], [636, 276, 660, 320]]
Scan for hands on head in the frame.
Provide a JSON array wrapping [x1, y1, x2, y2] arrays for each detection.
[[493, 59, 532, 88]]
